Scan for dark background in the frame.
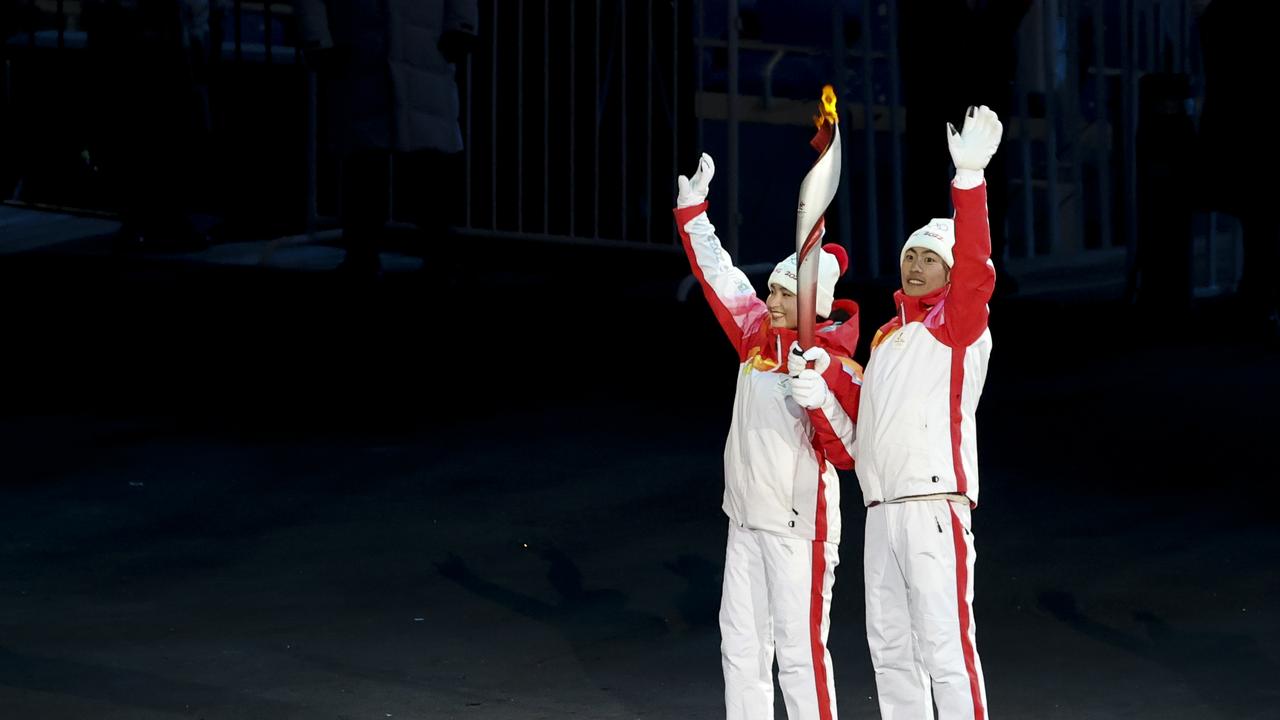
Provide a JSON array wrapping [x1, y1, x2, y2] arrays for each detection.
[[1, 1, 1277, 718]]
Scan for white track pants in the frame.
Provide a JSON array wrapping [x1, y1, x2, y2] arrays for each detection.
[[864, 500, 987, 720], [720, 523, 840, 720]]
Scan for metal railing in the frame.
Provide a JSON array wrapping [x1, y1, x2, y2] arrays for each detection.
[[1, 0, 1243, 296], [448, 0, 687, 252], [694, 0, 1238, 296]]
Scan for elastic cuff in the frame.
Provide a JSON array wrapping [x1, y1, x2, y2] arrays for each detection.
[[953, 168, 985, 190], [673, 201, 709, 227]]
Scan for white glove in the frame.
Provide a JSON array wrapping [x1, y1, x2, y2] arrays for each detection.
[[676, 153, 715, 208], [790, 369, 829, 410], [947, 105, 1003, 174], [788, 342, 831, 377]]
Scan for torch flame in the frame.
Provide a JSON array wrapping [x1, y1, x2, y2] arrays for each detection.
[[814, 84, 839, 129]]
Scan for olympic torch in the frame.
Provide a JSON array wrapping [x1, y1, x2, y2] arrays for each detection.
[[795, 85, 842, 350]]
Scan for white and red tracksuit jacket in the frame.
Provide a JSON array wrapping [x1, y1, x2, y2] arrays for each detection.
[[854, 182, 995, 507], [675, 201, 862, 545]]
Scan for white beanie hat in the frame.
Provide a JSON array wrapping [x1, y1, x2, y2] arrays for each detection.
[[900, 218, 955, 268], [768, 243, 849, 318]]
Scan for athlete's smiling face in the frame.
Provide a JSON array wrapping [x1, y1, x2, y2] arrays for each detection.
[[900, 248, 951, 297], [767, 284, 798, 329]]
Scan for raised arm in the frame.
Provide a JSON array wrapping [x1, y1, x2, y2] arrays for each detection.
[[673, 153, 769, 359]]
